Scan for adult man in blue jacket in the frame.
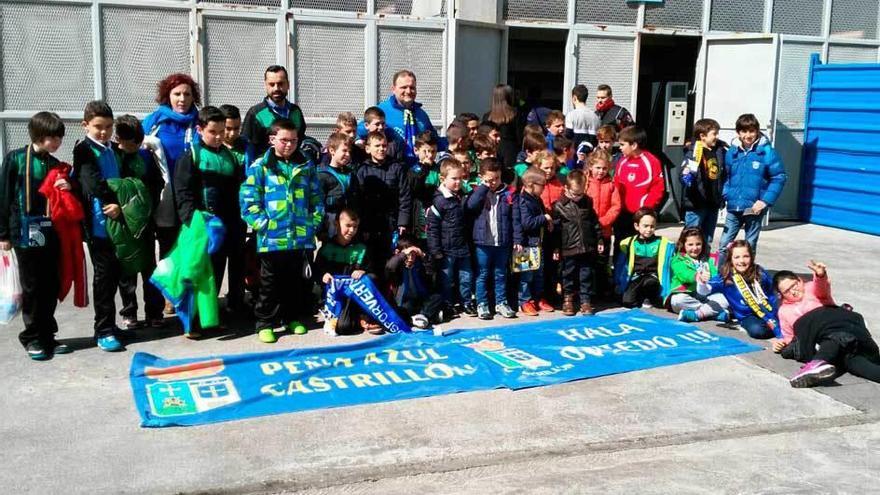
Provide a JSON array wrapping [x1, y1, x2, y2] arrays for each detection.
[[375, 70, 440, 166], [717, 114, 787, 265]]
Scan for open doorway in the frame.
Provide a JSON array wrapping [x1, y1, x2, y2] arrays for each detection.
[[636, 34, 700, 221], [507, 27, 567, 112], [636, 34, 700, 153]]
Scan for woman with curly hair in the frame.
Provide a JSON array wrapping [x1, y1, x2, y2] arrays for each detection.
[[140, 74, 201, 315]]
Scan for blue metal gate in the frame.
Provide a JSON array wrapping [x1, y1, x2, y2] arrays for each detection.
[[800, 54, 880, 236]]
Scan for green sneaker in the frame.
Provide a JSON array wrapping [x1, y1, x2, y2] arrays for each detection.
[[257, 328, 277, 343], [288, 321, 307, 335]]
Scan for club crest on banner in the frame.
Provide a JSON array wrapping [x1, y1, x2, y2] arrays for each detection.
[[144, 359, 241, 418], [463, 338, 551, 371]]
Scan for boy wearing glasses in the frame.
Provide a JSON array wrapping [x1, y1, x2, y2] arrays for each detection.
[[240, 119, 323, 343]]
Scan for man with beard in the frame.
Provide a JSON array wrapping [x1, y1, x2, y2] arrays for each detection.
[[243, 65, 307, 160]]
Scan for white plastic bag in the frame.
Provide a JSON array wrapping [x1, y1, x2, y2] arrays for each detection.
[[0, 250, 23, 324]]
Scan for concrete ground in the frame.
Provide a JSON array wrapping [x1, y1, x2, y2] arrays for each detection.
[[1, 222, 878, 494]]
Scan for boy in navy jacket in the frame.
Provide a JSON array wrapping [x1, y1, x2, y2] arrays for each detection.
[[466, 158, 517, 320], [426, 158, 473, 317], [717, 114, 786, 265], [514, 166, 553, 316], [350, 131, 412, 275], [74, 101, 126, 352]]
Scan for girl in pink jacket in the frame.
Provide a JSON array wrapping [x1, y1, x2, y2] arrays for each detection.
[[775, 260, 835, 344], [772, 261, 880, 388]]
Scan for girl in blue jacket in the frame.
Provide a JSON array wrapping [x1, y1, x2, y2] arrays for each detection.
[[710, 240, 779, 339]]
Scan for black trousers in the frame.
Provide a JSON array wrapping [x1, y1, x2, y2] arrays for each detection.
[[398, 293, 444, 323], [211, 220, 246, 307], [118, 230, 164, 320], [154, 225, 179, 259], [621, 274, 662, 308], [562, 254, 594, 303], [88, 238, 122, 336], [814, 339, 880, 383], [15, 237, 60, 348], [612, 211, 636, 252], [254, 250, 312, 330], [594, 236, 613, 296]]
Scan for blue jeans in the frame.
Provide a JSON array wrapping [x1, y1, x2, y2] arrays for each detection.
[[439, 255, 473, 305], [740, 315, 776, 340], [475, 245, 510, 307], [717, 209, 767, 266], [684, 208, 720, 245], [518, 260, 544, 305]]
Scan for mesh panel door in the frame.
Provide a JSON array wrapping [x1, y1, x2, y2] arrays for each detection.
[[102, 7, 191, 113], [710, 0, 764, 32], [777, 42, 823, 128], [771, 0, 825, 36], [292, 0, 367, 12], [504, 0, 568, 21], [575, 0, 638, 25], [0, 2, 93, 111], [830, 0, 879, 39], [827, 44, 879, 62], [4, 120, 79, 163], [200, 0, 281, 6], [307, 124, 335, 147], [295, 23, 365, 120], [377, 28, 443, 122], [643, 0, 703, 29], [204, 16, 276, 111], [576, 36, 634, 112]]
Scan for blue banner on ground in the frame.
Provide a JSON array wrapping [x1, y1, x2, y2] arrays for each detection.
[[130, 310, 760, 427]]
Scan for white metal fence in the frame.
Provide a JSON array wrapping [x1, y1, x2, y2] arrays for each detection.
[[0, 0, 448, 161]]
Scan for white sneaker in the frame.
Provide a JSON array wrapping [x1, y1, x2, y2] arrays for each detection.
[[641, 299, 654, 309], [412, 314, 430, 329]]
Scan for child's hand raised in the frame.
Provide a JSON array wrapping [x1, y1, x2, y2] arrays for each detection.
[[807, 260, 827, 278], [322, 273, 333, 284], [351, 270, 366, 280], [695, 270, 710, 284]]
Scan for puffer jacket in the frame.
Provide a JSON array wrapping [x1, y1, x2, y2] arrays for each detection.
[[239, 150, 323, 253], [466, 182, 516, 247], [106, 177, 153, 275], [586, 175, 621, 238], [350, 158, 412, 235], [426, 185, 468, 258], [723, 135, 786, 212], [552, 195, 601, 257], [513, 191, 546, 248], [709, 267, 779, 324]]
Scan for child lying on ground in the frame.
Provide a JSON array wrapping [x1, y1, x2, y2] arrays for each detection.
[[773, 261, 880, 387]]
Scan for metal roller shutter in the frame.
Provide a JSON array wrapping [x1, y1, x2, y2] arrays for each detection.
[[576, 36, 635, 113]]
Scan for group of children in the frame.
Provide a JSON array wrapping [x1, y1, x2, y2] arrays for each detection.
[[1, 82, 876, 390]]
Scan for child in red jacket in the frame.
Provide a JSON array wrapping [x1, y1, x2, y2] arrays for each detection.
[[586, 150, 621, 296], [613, 126, 665, 242]]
